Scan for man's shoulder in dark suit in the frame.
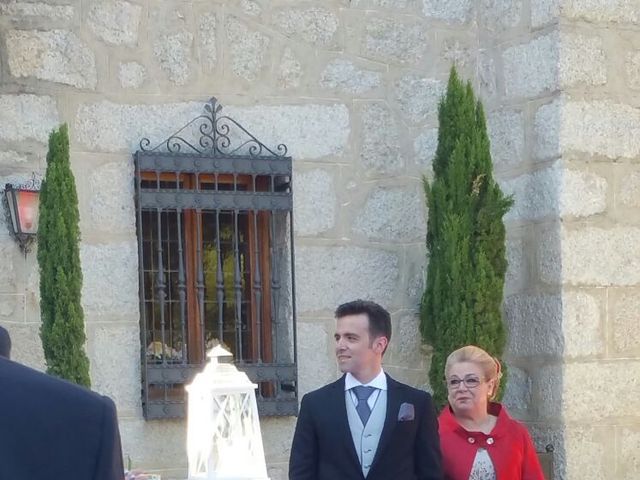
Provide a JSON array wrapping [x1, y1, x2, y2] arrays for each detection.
[[387, 374, 434, 402], [387, 374, 426, 392], [0, 357, 124, 480], [301, 376, 343, 400], [1, 354, 106, 401]]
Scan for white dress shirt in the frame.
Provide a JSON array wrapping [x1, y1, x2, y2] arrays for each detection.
[[344, 369, 387, 410]]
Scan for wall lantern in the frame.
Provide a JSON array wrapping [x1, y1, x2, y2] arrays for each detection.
[[3, 178, 41, 253], [186, 345, 269, 480]]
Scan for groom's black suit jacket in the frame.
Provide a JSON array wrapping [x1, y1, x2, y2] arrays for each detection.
[[289, 374, 442, 480], [0, 357, 124, 480]]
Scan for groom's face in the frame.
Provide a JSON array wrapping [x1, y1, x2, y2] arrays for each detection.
[[334, 313, 385, 381]]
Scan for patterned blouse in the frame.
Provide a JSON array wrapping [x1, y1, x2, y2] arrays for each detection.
[[469, 448, 496, 480]]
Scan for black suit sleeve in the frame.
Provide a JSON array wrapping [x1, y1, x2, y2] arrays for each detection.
[[415, 393, 443, 480], [92, 396, 125, 480], [289, 394, 318, 480]]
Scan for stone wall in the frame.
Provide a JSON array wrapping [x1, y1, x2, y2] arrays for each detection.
[[546, 3, 640, 479], [486, 1, 640, 479], [0, 0, 638, 479]]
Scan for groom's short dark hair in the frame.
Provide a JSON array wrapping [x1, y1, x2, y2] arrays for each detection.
[[335, 299, 392, 345]]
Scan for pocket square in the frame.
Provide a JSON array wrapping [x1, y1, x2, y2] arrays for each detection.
[[398, 402, 415, 421]]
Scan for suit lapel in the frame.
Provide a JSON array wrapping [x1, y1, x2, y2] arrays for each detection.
[[369, 374, 401, 474], [333, 375, 362, 472]]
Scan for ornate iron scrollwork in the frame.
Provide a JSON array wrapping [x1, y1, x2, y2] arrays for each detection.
[[139, 97, 289, 158]]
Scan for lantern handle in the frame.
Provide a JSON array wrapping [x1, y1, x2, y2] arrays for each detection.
[[207, 345, 233, 362]]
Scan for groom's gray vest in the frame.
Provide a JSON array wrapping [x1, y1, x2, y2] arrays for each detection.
[[345, 389, 387, 478]]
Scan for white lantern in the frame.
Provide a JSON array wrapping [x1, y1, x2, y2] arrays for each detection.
[[186, 346, 269, 480]]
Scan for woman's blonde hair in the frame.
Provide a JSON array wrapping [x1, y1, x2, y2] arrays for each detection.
[[445, 345, 503, 400]]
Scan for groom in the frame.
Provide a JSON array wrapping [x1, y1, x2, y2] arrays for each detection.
[[289, 300, 442, 480]]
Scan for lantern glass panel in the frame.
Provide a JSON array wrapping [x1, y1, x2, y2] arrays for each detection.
[[16, 190, 39, 234]]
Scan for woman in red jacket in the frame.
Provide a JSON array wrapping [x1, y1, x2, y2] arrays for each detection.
[[438, 345, 545, 480]]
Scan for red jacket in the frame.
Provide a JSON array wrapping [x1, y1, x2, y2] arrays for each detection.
[[438, 403, 545, 480]]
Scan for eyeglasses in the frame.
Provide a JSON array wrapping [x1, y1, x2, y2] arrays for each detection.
[[445, 375, 483, 390]]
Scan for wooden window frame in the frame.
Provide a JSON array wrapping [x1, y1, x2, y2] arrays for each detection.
[[139, 171, 273, 366]]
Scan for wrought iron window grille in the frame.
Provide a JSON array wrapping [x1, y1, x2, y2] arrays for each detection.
[[134, 98, 298, 420]]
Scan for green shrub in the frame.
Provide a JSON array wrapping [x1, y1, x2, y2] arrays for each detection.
[[420, 68, 512, 408], [38, 124, 91, 387]]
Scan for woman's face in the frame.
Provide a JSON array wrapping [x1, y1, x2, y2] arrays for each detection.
[[446, 361, 494, 416]]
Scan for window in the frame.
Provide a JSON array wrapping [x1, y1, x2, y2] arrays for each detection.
[[133, 107, 297, 419], [139, 173, 274, 365]]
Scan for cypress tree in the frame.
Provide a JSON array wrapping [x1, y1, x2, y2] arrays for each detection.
[[420, 68, 512, 408], [38, 124, 91, 387]]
